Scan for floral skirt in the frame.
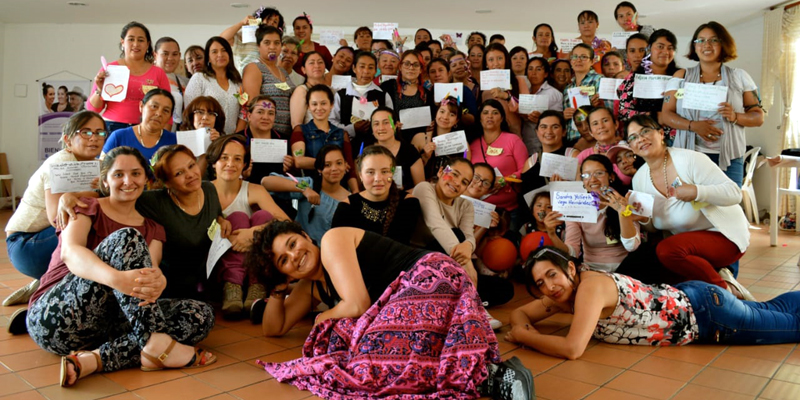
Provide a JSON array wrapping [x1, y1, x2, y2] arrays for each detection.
[[258, 252, 500, 399]]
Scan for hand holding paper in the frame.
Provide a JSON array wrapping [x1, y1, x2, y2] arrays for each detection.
[[101, 65, 130, 102]]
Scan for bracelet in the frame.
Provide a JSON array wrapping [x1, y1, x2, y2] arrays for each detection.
[[731, 114, 739, 125], [295, 181, 309, 191], [621, 205, 634, 217], [687, 121, 693, 131]]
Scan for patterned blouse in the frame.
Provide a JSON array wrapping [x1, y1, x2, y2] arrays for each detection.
[[594, 273, 699, 346], [616, 72, 676, 142], [255, 62, 297, 136]]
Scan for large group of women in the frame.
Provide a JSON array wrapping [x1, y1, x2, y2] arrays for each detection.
[[6, 2, 799, 399]]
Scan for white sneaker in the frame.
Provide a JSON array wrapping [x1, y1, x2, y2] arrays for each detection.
[[2, 279, 39, 306], [484, 302, 503, 330]]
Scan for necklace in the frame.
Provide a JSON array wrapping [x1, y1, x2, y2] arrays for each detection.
[[649, 151, 670, 197], [136, 125, 163, 148], [170, 189, 201, 213]]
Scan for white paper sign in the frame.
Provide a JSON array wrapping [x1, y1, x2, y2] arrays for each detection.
[[523, 181, 586, 208], [434, 82, 463, 103], [632, 75, 671, 99], [177, 128, 212, 156], [528, 53, 543, 59], [331, 75, 351, 90], [567, 87, 591, 108], [460, 195, 496, 228], [206, 227, 232, 278], [628, 191, 655, 217], [319, 29, 344, 47], [599, 78, 623, 100], [433, 130, 468, 156], [351, 99, 378, 122], [49, 161, 100, 194], [399, 106, 432, 129], [611, 31, 637, 49], [559, 38, 583, 53], [373, 23, 398, 40], [518, 94, 549, 114], [480, 69, 512, 90], [380, 75, 397, 83], [682, 83, 728, 111], [393, 166, 403, 189], [539, 153, 579, 180], [552, 191, 598, 223], [101, 65, 130, 102], [241, 25, 257, 44], [251, 139, 287, 163]]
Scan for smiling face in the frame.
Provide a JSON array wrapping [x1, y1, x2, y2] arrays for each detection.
[[185, 49, 205, 75], [627, 121, 664, 159], [320, 149, 346, 185], [166, 151, 202, 194], [45, 87, 55, 104], [581, 160, 612, 193], [140, 94, 173, 133], [249, 101, 276, 132], [68, 117, 106, 160], [616, 6, 636, 30], [449, 55, 469, 80], [437, 162, 473, 200], [359, 153, 394, 199], [208, 41, 230, 70], [332, 49, 354, 74], [615, 149, 637, 176], [104, 154, 147, 202], [258, 33, 282, 63], [468, 47, 483, 70], [68, 94, 83, 110], [435, 104, 458, 130], [121, 27, 148, 61], [537, 115, 564, 148], [532, 260, 576, 303], [378, 52, 399, 76], [400, 54, 422, 81], [695, 28, 722, 62], [602, 55, 624, 78], [302, 53, 326, 80], [192, 104, 217, 129], [485, 49, 505, 70], [552, 62, 572, 87], [57, 87, 67, 103], [292, 19, 312, 40], [371, 110, 395, 143], [626, 38, 648, 72], [468, 34, 484, 48], [570, 46, 593, 75], [271, 231, 321, 280], [353, 56, 376, 85], [526, 59, 548, 86], [155, 41, 181, 73], [532, 196, 552, 223], [466, 165, 494, 198], [213, 141, 246, 181], [588, 109, 618, 144], [650, 37, 676, 69], [308, 90, 332, 121]]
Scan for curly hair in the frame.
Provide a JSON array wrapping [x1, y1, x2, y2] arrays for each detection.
[[245, 220, 307, 294]]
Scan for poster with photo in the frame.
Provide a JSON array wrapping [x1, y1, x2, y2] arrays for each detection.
[[37, 79, 91, 162]]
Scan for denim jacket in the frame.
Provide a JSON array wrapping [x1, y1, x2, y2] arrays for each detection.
[[301, 120, 345, 158]]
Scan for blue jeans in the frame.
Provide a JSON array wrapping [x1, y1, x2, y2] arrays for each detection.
[[6, 227, 59, 279], [677, 280, 800, 345], [704, 153, 743, 277]]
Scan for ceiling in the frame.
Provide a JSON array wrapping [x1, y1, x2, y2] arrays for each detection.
[[0, 0, 784, 35]]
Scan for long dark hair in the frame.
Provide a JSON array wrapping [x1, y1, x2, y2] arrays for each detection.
[[205, 134, 250, 179], [314, 144, 345, 192], [477, 99, 511, 134], [533, 23, 559, 56], [119, 21, 155, 62], [581, 154, 628, 241], [202, 37, 243, 84], [522, 246, 580, 298], [100, 146, 150, 196], [637, 29, 680, 76], [482, 43, 521, 97], [357, 145, 400, 236]]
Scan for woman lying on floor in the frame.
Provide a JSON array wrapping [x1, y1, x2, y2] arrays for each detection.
[[246, 221, 533, 400], [508, 246, 800, 359]]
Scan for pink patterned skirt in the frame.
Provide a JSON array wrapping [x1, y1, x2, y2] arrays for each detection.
[[258, 252, 501, 399]]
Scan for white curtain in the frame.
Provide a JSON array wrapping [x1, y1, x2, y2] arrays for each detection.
[[779, 7, 800, 215], [762, 8, 784, 112]]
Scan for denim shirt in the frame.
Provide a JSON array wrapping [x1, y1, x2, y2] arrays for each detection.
[[301, 120, 346, 159], [297, 192, 342, 244]]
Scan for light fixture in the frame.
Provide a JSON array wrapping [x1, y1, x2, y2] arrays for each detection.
[[230, 3, 251, 8], [67, 2, 87, 6], [475, 9, 492, 14]]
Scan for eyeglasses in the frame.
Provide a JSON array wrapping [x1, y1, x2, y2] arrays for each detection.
[[471, 174, 493, 188], [570, 55, 591, 61], [626, 127, 657, 144], [402, 61, 421, 69], [531, 247, 569, 262], [580, 170, 608, 181], [693, 37, 722, 46], [75, 129, 107, 139], [193, 110, 218, 117]]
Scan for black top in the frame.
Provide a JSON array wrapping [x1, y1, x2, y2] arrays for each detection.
[[394, 141, 422, 191], [520, 145, 569, 197], [237, 129, 289, 186], [380, 81, 436, 143], [331, 193, 421, 244], [316, 231, 430, 307]]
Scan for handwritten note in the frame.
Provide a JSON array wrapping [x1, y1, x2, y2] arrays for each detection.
[[523, 181, 586, 208], [177, 128, 212, 156], [101, 65, 130, 102], [380, 75, 397, 83], [251, 139, 287, 163], [539, 153, 579, 180], [632, 75, 671, 99], [480, 69, 512, 90], [518, 94, 549, 114], [528, 53, 543, 59], [611, 31, 637, 49], [399, 106, 432, 129], [628, 191, 655, 217], [682, 82, 728, 111], [241, 25, 257, 44], [49, 161, 100, 194], [373, 22, 398, 40], [567, 87, 591, 108], [319, 29, 344, 47], [206, 227, 232, 278], [433, 130, 468, 156], [599, 78, 623, 100], [559, 38, 583, 53], [331, 75, 351, 90], [552, 191, 598, 223], [460, 195, 496, 228], [434, 82, 463, 102], [351, 99, 377, 122]]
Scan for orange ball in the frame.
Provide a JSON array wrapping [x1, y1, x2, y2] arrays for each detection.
[[520, 232, 553, 261], [482, 237, 518, 272]]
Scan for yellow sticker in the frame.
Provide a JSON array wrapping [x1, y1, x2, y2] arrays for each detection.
[[207, 220, 220, 241], [579, 86, 596, 96], [486, 146, 503, 156], [236, 92, 249, 106], [691, 201, 709, 210], [675, 89, 685, 99], [141, 85, 157, 94], [350, 115, 362, 124], [248, 18, 261, 26], [275, 82, 291, 91], [605, 236, 620, 245]]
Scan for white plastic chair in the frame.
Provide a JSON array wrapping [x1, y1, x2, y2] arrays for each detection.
[[769, 155, 800, 247], [0, 175, 15, 211], [741, 147, 761, 224]]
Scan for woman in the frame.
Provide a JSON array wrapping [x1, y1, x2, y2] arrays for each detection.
[[184, 45, 205, 78], [575, 10, 612, 73], [520, 111, 579, 196], [601, 51, 627, 78], [428, 59, 478, 122], [449, 50, 480, 102], [184, 37, 244, 135], [241, 26, 296, 136], [296, 145, 351, 243], [549, 59, 572, 93], [509, 46, 530, 87], [380, 50, 435, 143], [332, 146, 423, 244], [235, 96, 292, 191], [521, 57, 564, 155], [207, 135, 287, 318], [414, 99, 461, 178], [618, 30, 680, 139], [624, 33, 648, 72], [606, 143, 642, 178], [377, 49, 400, 78], [371, 107, 424, 191], [51, 86, 71, 113], [219, 6, 285, 72], [614, 1, 656, 37], [154, 37, 189, 127], [662, 21, 764, 187], [414, 28, 432, 46], [522, 192, 564, 240], [576, 107, 632, 185], [547, 155, 640, 272], [28, 146, 216, 387], [508, 246, 800, 360], [468, 100, 528, 230], [324, 47, 355, 87], [627, 115, 753, 299], [468, 44, 484, 85], [88, 22, 171, 133], [41, 83, 55, 114], [481, 43, 528, 136], [102, 89, 177, 162], [531, 24, 559, 61], [562, 43, 604, 142], [291, 14, 333, 74], [180, 96, 225, 139], [289, 52, 326, 128]]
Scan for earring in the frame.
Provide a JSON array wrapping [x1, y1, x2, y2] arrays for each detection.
[[387, 177, 392, 182]]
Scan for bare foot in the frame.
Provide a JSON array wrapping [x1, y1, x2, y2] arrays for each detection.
[[141, 332, 213, 369], [65, 351, 99, 386]]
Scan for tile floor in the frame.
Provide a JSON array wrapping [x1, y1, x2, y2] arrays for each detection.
[[1, 209, 800, 400]]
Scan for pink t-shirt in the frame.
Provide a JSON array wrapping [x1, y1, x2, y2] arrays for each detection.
[[469, 132, 529, 210], [576, 147, 633, 186], [86, 61, 171, 124]]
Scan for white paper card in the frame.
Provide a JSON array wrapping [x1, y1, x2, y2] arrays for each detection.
[[552, 191, 598, 223], [177, 128, 212, 156], [380, 75, 397, 83], [480, 69, 512, 90], [351, 99, 377, 121], [206, 228, 232, 278], [528, 53, 543, 59], [682, 83, 728, 111], [434, 82, 463, 102], [523, 184, 550, 208], [331, 75, 351, 90], [567, 87, 591, 108], [433, 130, 468, 156], [393, 166, 403, 189], [632, 75, 671, 99], [559, 38, 583, 53], [399, 106, 432, 129], [241, 25, 257, 44], [539, 153, 579, 180], [319, 29, 344, 46], [101, 65, 130, 102], [628, 191, 655, 217], [550, 181, 586, 194], [251, 139, 287, 163], [373, 22, 398, 40], [611, 31, 637, 49], [460, 195, 496, 228], [599, 78, 623, 100], [518, 94, 549, 114], [49, 161, 100, 194]]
